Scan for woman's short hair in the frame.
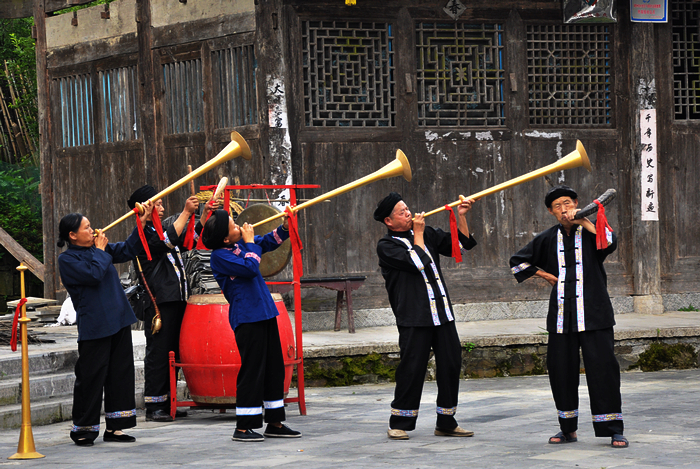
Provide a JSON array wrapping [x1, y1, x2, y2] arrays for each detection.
[[57, 213, 84, 248]]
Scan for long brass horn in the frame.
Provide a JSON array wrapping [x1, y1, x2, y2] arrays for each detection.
[[421, 140, 590, 218], [252, 149, 412, 228], [98, 132, 251, 235]]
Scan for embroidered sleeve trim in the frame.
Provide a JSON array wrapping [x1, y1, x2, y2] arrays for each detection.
[[245, 252, 261, 263], [511, 262, 532, 274]]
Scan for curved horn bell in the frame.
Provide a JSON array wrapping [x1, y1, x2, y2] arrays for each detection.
[[421, 140, 590, 218], [251, 149, 412, 228], [98, 132, 251, 235]]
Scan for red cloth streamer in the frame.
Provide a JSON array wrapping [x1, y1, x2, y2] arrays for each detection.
[[445, 205, 463, 263], [183, 214, 196, 250], [134, 207, 152, 260], [195, 210, 212, 250], [594, 200, 613, 250], [10, 298, 27, 352], [285, 206, 304, 280], [150, 207, 165, 241], [223, 189, 230, 214]]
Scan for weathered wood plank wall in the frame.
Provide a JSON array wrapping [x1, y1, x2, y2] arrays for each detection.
[[36, 0, 699, 316]]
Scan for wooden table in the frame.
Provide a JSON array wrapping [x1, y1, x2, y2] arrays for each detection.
[[267, 276, 367, 333]]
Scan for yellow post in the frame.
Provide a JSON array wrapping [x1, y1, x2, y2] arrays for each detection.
[[8, 264, 44, 460]]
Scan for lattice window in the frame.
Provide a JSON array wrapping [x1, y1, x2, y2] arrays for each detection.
[[212, 44, 258, 128], [416, 23, 505, 127], [672, 0, 700, 120], [162, 59, 204, 134], [527, 25, 612, 127], [302, 20, 395, 127], [99, 66, 140, 142], [56, 74, 94, 148]]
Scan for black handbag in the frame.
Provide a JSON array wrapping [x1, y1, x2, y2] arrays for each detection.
[[125, 283, 151, 322]]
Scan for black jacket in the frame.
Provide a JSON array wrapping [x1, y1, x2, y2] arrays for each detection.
[[377, 226, 476, 327]]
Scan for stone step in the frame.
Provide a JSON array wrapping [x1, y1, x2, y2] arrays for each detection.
[[0, 340, 146, 379], [0, 364, 189, 429], [0, 362, 146, 406]]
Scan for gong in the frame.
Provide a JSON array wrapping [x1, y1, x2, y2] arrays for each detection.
[[236, 204, 292, 277]]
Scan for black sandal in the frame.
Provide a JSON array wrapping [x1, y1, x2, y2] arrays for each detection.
[[611, 433, 629, 448], [548, 431, 577, 444]]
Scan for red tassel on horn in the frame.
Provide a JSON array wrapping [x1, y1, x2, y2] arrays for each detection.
[[445, 205, 463, 263], [594, 200, 613, 250]]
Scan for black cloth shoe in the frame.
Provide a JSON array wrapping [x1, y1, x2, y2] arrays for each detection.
[[231, 429, 264, 442], [146, 410, 174, 422], [175, 410, 188, 418], [103, 430, 136, 443], [70, 431, 97, 447], [263, 423, 302, 438], [73, 438, 95, 447]]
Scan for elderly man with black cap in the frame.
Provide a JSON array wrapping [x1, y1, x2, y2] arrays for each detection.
[[127, 185, 211, 422], [374, 192, 477, 440], [509, 185, 628, 448], [200, 210, 301, 442]]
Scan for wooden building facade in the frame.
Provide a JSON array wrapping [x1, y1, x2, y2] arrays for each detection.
[[4, 0, 699, 317]]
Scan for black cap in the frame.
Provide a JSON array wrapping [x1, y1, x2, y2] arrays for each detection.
[[545, 185, 578, 208], [201, 210, 231, 250], [128, 185, 157, 209], [373, 192, 403, 222]]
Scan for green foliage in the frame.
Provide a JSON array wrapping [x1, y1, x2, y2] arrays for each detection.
[[56, 0, 115, 14], [463, 342, 476, 353], [678, 304, 699, 312], [634, 342, 698, 372], [0, 18, 39, 166], [301, 353, 397, 387], [0, 162, 42, 262]]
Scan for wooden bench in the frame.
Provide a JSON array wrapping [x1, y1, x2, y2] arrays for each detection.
[[267, 276, 367, 333]]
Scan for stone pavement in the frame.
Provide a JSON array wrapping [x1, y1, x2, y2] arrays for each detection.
[[0, 368, 699, 468]]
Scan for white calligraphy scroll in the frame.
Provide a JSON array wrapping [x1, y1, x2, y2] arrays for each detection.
[[640, 109, 659, 221]]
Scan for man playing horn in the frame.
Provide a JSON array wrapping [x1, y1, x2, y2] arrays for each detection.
[[509, 185, 628, 448], [374, 192, 477, 440]]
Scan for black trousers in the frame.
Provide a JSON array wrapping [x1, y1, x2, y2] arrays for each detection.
[[547, 327, 624, 437], [71, 325, 136, 442], [389, 322, 463, 431], [144, 301, 186, 413], [234, 317, 286, 430]]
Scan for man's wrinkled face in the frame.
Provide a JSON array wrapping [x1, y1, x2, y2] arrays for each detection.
[[385, 201, 412, 232], [548, 196, 578, 226]]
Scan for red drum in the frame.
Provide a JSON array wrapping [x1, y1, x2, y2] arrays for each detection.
[[179, 293, 295, 404]]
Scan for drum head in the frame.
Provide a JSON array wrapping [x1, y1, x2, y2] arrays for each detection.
[[236, 204, 292, 277]]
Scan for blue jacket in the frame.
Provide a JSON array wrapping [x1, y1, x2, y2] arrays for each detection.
[[210, 226, 289, 331], [58, 228, 140, 341]]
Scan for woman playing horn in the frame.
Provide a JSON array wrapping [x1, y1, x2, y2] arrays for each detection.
[[127, 185, 217, 422], [57, 203, 153, 446]]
